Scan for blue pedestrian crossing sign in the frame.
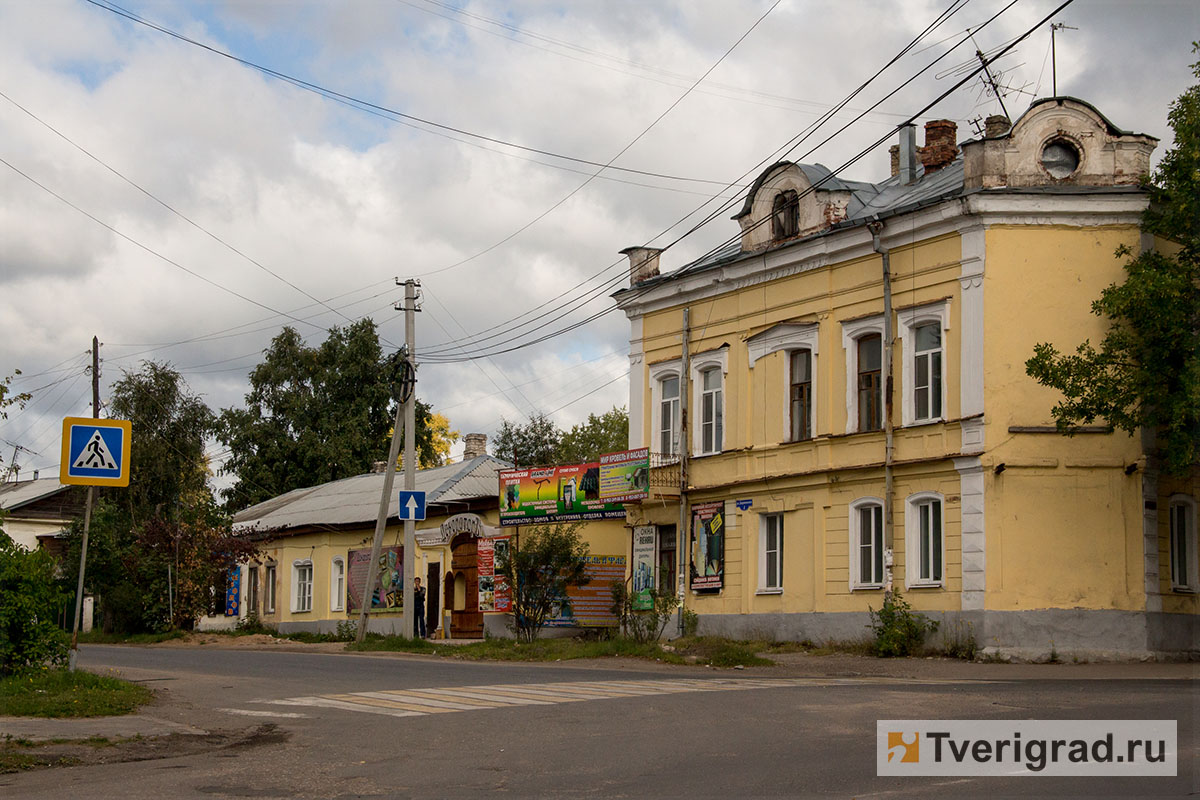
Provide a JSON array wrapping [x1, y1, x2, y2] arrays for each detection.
[[60, 417, 132, 487], [397, 490, 426, 521]]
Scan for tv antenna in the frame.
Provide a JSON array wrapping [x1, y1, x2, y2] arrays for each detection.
[[1051, 22, 1078, 96]]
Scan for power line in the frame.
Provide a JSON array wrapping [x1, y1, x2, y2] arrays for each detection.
[[82, 0, 735, 188]]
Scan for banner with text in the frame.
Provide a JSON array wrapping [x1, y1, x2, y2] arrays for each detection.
[[477, 535, 512, 613], [499, 449, 648, 527], [690, 501, 725, 591], [545, 555, 626, 627]]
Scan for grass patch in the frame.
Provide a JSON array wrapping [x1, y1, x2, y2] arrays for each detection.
[[0, 670, 154, 718], [76, 630, 187, 645], [668, 637, 774, 667]]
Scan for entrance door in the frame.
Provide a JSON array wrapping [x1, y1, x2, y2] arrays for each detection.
[[450, 540, 482, 637], [426, 561, 440, 636]]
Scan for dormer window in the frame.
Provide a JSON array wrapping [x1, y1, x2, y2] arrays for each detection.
[[771, 190, 799, 240]]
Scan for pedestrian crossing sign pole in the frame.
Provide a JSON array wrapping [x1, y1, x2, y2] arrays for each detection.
[[60, 417, 131, 487]]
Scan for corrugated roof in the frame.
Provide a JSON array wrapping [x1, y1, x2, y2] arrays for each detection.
[[0, 478, 70, 511], [232, 455, 510, 534]]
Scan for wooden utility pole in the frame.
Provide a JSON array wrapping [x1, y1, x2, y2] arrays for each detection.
[[68, 336, 99, 670]]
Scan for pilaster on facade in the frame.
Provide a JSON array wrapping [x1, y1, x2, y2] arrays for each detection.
[[954, 456, 986, 611]]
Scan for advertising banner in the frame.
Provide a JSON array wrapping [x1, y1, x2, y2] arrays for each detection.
[[631, 527, 657, 610], [545, 555, 626, 627], [477, 535, 512, 613], [690, 501, 725, 591], [347, 545, 404, 613], [224, 567, 240, 617], [598, 448, 650, 503]]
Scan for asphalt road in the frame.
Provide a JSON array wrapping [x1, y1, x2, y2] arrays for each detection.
[[1, 645, 1196, 798]]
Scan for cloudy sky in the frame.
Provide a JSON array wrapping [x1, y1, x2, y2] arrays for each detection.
[[0, 0, 1195, 487]]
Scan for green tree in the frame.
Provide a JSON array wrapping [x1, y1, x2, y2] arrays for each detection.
[[0, 534, 70, 674], [61, 362, 238, 633], [496, 523, 590, 642], [217, 320, 441, 510], [1026, 46, 1200, 476], [558, 406, 629, 464], [109, 361, 214, 525], [492, 412, 562, 467]]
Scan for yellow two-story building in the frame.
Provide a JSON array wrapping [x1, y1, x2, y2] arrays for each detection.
[[614, 97, 1198, 659]]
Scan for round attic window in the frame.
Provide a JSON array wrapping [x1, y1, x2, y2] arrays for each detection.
[[1040, 139, 1080, 179]]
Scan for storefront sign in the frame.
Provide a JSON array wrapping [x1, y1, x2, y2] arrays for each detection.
[[631, 527, 656, 610], [690, 501, 725, 591], [347, 545, 404, 612]]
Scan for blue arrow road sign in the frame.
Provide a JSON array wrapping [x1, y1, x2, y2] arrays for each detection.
[[397, 490, 427, 521]]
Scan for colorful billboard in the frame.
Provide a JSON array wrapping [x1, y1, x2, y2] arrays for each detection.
[[347, 545, 404, 613], [690, 501, 725, 591], [545, 554, 626, 627], [499, 449, 648, 527]]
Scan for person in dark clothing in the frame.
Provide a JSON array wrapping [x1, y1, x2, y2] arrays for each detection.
[[413, 577, 427, 638]]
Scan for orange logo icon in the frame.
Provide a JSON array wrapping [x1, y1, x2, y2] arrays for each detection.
[[887, 732, 920, 763]]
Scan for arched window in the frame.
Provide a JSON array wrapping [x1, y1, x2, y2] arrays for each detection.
[[850, 498, 884, 590], [330, 557, 345, 612], [772, 190, 799, 239]]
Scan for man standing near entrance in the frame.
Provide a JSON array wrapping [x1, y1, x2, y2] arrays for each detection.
[[413, 577, 427, 638]]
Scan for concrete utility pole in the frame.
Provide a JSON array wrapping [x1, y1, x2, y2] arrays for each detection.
[[401, 279, 419, 640], [355, 281, 419, 643], [68, 336, 99, 670], [677, 307, 690, 636]]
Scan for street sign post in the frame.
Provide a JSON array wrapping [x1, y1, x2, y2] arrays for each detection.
[[60, 417, 131, 487], [398, 489, 426, 521]]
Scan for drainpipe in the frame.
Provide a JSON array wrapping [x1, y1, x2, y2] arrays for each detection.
[[677, 307, 691, 636], [867, 220, 895, 594]]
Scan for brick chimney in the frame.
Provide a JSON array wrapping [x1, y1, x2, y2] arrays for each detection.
[[984, 114, 1010, 137], [462, 433, 488, 461], [621, 247, 661, 286], [919, 119, 958, 173], [889, 144, 900, 177]]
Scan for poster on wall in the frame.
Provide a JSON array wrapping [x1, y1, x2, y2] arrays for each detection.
[[545, 555, 626, 627], [224, 567, 240, 617], [631, 527, 657, 611], [498, 449, 649, 527], [690, 501, 725, 591], [477, 535, 512, 613], [347, 545, 404, 612]]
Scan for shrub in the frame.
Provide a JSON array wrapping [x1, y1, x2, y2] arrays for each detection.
[[0, 537, 70, 675], [681, 607, 699, 638], [610, 580, 679, 643], [496, 523, 590, 643], [868, 591, 938, 657]]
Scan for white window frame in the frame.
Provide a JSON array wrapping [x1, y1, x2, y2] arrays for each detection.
[[1169, 495, 1198, 593], [842, 316, 885, 434], [905, 492, 945, 588], [292, 559, 313, 613], [264, 564, 277, 614], [690, 349, 729, 456], [330, 556, 345, 612], [849, 497, 885, 590], [747, 323, 819, 442], [649, 359, 682, 458], [899, 301, 950, 426], [758, 513, 784, 593]]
